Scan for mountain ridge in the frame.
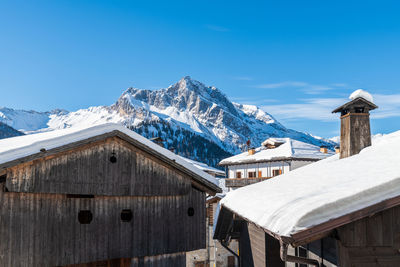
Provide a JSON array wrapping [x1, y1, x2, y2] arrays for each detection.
[[0, 76, 336, 167]]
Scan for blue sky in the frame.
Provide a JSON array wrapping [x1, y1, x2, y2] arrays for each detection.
[[1, 0, 400, 138]]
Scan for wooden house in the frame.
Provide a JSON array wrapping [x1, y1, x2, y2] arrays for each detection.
[[219, 138, 334, 190], [0, 123, 221, 267], [213, 90, 400, 267]]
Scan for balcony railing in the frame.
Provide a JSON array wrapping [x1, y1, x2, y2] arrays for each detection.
[[225, 177, 272, 188]]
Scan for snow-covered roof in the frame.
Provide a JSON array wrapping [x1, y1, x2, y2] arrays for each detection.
[[219, 138, 334, 165], [0, 123, 220, 192], [179, 156, 226, 177], [219, 130, 400, 238], [349, 89, 374, 103]]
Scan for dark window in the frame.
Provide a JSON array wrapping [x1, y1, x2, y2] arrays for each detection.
[[248, 171, 256, 178], [188, 207, 195, 217], [78, 210, 93, 224], [227, 256, 235, 267], [272, 169, 282, 177], [354, 106, 365, 113], [295, 247, 308, 267], [0, 174, 6, 183], [0, 175, 7, 192], [121, 209, 133, 222], [236, 172, 242, 178], [109, 155, 117, 163]]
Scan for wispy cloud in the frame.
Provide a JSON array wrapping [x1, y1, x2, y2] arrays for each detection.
[[260, 93, 400, 122], [205, 24, 230, 32], [261, 98, 344, 122], [331, 83, 348, 88], [256, 81, 346, 95], [373, 94, 400, 119]]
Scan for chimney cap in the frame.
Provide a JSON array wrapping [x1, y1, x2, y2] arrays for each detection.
[[332, 97, 378, 114]]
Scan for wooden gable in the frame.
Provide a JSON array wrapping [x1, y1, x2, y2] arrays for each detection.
[[4, 136, 193, 196], [0, 132, 212, 266]]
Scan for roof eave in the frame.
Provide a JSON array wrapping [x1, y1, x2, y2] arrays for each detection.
[[289, 193, 400, 247], [332, 97, 378, 113], [217, 193, 400, 248]]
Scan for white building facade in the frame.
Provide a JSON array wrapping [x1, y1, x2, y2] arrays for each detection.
[[220, 138, 334, 190]]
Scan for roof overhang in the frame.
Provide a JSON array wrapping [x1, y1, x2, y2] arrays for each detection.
[[332, 97, 378, 113], [215, 194, 400, 247]]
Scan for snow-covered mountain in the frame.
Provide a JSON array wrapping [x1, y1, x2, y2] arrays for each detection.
[[0, 122, 24, 139], [0, 76, 336, 166], [0, 108, 68, 133]]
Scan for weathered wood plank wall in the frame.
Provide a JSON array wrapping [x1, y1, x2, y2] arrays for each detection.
[[5, 137, 191, 196], [64, 252, 186, 267], [340, 114, 371, 158], [337, 206, 400, 267], [0, 137, 207, 267], [0, 187, 204, 267], [238, 223, 284, 267], [248, 223, 266, 267]]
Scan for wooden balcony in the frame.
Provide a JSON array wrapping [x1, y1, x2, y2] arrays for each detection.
[[225, 177, 272, 188]]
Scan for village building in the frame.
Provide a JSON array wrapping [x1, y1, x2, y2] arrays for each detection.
[[213, 90, 400, 267], [219, 138, 334, 190], [0, 123, 221, 267]]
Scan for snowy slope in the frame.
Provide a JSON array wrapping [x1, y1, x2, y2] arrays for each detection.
[[0, 108, 66, 132], [0, 76, 336, 166]]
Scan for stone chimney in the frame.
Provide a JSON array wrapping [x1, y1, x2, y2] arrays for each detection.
[[332, 89, 378, 159]]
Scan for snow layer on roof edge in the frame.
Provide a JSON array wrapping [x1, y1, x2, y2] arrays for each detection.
[[0, 123, 219, 187], [219, 130, 400, 237], [219, 138, 333, 165]]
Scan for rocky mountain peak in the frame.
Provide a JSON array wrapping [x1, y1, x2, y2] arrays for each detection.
[[0, 77, 337, 167]]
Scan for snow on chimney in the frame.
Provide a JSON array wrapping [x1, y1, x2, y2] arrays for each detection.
[[332, 89, 378, 159]]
